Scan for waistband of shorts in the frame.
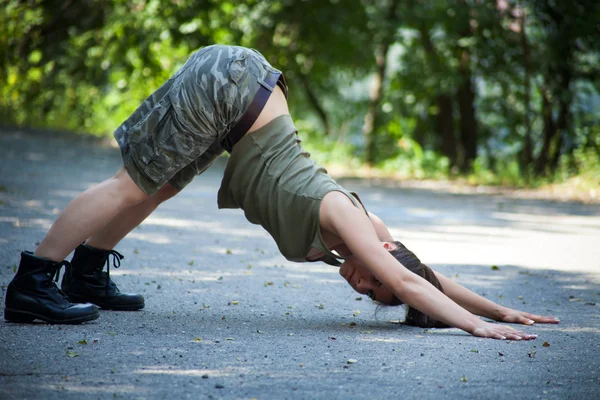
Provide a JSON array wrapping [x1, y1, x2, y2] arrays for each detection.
[[221, 70, 287, 153]]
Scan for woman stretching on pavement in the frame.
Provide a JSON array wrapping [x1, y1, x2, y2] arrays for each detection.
[[4, 45, 559, 339]]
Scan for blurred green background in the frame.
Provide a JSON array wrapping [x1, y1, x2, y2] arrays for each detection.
[[1, 0, 599, 189]]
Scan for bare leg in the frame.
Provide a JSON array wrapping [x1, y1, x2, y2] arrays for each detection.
[[84, 183, 179, 250], [34, 167, 149, 262]]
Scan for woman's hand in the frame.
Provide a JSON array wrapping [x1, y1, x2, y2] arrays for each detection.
[[472, 322, 537, 340], [498, 309, 560, 325]]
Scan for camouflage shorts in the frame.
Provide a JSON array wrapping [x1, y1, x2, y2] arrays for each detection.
[[113, 45, 284, 195]]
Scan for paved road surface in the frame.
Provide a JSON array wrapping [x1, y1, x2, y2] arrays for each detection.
[[1, 129, 599, 399]]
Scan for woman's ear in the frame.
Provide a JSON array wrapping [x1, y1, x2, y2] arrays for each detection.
[[382, 241, 397, 251]]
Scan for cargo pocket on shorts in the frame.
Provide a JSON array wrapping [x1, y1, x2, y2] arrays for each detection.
[[131, 102, 183, 184], [228, 53, 250, 87], [136, 146, 174, 184]]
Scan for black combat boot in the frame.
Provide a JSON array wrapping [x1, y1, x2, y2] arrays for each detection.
[[61, 243, 144, 310], [4, 251, 99, 324]]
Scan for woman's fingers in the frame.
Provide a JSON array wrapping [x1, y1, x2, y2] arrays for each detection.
[[505, 330, 537, 340], [502, 310, 560, 325], [528, 313, 560, 324], [473, 323, 537, 340]]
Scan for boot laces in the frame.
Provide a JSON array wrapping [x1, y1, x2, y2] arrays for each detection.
[[104, 250, 124, 297], [51, 260, 73, 301]]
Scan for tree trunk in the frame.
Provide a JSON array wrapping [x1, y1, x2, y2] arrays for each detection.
[[418, 22, 457, 166], [298, 73, 331, 135], [363, 0, 399, 165], [457, 49, 478, 173], [455, 2, 478, 173], [549, 85, 571, 173], [519, 3, 533, 178], [437, 94, 456, 164], [535, 85, 553, 175]]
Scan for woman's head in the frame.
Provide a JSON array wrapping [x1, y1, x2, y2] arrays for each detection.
[[339, 241, 450, 328]]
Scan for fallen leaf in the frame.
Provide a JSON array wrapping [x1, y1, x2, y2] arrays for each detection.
[[188, 260, 194, 266], [315, 304, 325, 309], [264, 281, 273, 286], [491, 265, 499, 271], [225, 249, 232, 255], [460, 376, 468, 382], [217, 276, 223, 281], [66, 350, 79, 358], [542, 342, 550, 347], [225, 337, 234, 341], [355, 297, 362, 301], [133, 248, 139, 254], [349, 322, 357, 327], [78, 339, 87, 345], [352, 310, 360, 316], [247, 264, 252, 269], [470, 349, 479, 353], [230, 301, 239, 305], [193, 337, 202, 342]]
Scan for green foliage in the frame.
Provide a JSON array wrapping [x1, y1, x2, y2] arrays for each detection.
[[1, 0, 599, 190]]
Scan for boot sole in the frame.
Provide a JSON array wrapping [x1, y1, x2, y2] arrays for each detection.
[[4, 308, 99, 325], [67, 294, 145, 311], [100, 303, 145, 311]]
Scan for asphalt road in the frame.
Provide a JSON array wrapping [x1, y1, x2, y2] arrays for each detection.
[[1, 129, 599, 400]]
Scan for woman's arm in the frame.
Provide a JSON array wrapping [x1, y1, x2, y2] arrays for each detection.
[[433, 270, 560, 324], [364, 209, 559, 325], [320, 192, 536, 340]]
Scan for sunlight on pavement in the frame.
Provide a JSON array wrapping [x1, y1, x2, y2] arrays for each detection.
[[135, 367, 243, 377]]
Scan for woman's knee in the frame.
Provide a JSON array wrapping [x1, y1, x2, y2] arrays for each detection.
[[153, 183, 179, 204], [112, 167, 150, 205]]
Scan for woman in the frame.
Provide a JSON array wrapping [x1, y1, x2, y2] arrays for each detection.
[[215, 98, 559, 340], [4, 45, 559, 338]]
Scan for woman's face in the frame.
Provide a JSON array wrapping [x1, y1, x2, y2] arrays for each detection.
[[339, 243, 397, 305]]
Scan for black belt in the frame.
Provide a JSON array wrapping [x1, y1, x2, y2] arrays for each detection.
[[221, 70, 286, 153]]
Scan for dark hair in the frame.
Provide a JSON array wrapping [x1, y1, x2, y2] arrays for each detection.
[[388, 241, 450, 328]]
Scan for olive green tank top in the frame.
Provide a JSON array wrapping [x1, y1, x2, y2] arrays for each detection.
[[217, 115, 360, 263]]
